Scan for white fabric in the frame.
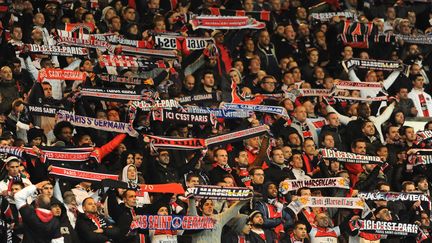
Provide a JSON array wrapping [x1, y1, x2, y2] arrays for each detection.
[[408, 88, 432, 117]]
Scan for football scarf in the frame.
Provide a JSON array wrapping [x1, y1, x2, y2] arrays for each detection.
[[131, 99, 180, 110], [152, 109, 216, 125], [146, 135, 206, 150], [310, 11, 357, 21], [56, 36, 114, 52], [0, 146, 26, 159], [332, 96, 389, 102], [184, 106, 252, 118], [119, 45, 178, 58], [285, 88, 334, 98], [130, 215, 215, 230], [358, 192, 430, 203], [395, 34, 432, 44], [319, 149, 383, 164], [288, 196, 371, 217], [343, 58, 403, 72], [178, 93, 220, 104], [415, 130, 432, 145], [222, 103, 288, 117], [24, 44, 88, 56], [340, 21, 375, 48], [205, 125, 269, 146], [279, 177, 349, 194], [65, 23, 95, 34], [99, 55, 168, 69], [37, 68, 87, 82], [49, 166, 119, 182], [226, 81, 264, 105], [97, 73, 151, 85], [186, 185, 252, 200], [189, 15, 266, 30], [78, 87, 146, 102], [408, 149, 432, 166], [101, 179, 185, 194], [153, 34, 214, 51], [25, 146, 99, 164], [335, 81, 383, 91], [57, 111, 139, 137], [27, 104, 70, 117], [418, 93, 430, 117], [355, 220, 418, 236], [208, 7, 271, 21]]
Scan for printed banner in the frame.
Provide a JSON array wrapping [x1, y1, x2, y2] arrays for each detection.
[[178, 93, 220, 104], [279, 177, 349, 194], [205, 125, 269, 146], [332, 96, 388, 102], [25, 44, 88, 56], [310, 11, 357, 21], [146, 135, 206, 150], [49, 166, 118, 182], [38, 68, 87, 82], [154, 35, 213, 50], [65, 23, 95, 33], [408, 149, 432, 166], [25, 146, 98, 164], [336, 81, 383, 91], [119, 45, 178, 58], [343, 58, 403, 72], [131, 100, 180, 110], [27, 105, 70, 117], [100, 55, 167, 69], [0, 146, 26, 159], [101, 179, 185, 194], [79, 87, 146, 102], [288, 197, 370, 217], [357, 220, 418, 236], [208, 7, 271, 21], [395, 34, 432, 45], [320, 149, 383, 164], [152, 109, 216, 125], [415, 130, 432, 145], [186, 185, 252, 200], [358, 192, 430, 202], [130, 215, 215, 230], [56, 36, 114, 52], [222, 103, 288, 117], [189, 16, 266, 30], [97, 73, 150, 85], [184, 107, 252, 118], [57, 111, 138, 137]]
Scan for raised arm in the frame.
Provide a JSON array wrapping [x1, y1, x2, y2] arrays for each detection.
[[326, 105, 356, 125], [348, 69, 361, 82], [383, 70, 401, 90]]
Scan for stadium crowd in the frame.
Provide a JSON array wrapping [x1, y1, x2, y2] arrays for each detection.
[[1, 0, 432, 242]]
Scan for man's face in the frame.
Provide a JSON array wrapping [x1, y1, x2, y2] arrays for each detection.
[[418, 179, 429, 192], [134, 154, 143, 168], [7, 161, 20, 177], [387, 127, 400, 142], [353, 142, 366, 154], [251, 169, 264, 184], [282, 146, 292, 159], [323, 135, 335, 148], [243, 0, 254, 11], [111, 17, 121, 32], [316, 213, 332, 227], [290, 154, 303, 169], [258, 31, 270, 46], [202, 200, 214, 216], [202, 74, 214, 88], [397, 88, 409, 99], [11, 27, 22, 41], [294, 106, 307, 122], [288, 133, 301, 146], [215, 149, 228, 166], [261, 78, 276, 93], [184, 77, 195, 91], [51, 205, 62, 217], [252, 213, 264, 226], [376, 208, 392, 221], [405, 128, 416, 142], [124, 190, 137, 208], [148, 0, 160, 10], [342, 46, 353, 59], [10, 184, 23, 196], [235, 151, 249, 167], [303, 140, 316, 156], [267, 184, 278, 198], [83, 198, 98, 214], [12, 62, 21, 75], [272, 149, 285, 165], [362, 122, 375, 136], [404, 184, 415, 192], [158, 151, 170, 165], [79, 135, 92, 146], [413, 76, 425, 89], [284, 25, 296, 41], [1, 67, 13, 81], [308, 50, 319, 64], [187, 177, 200, 188], [41, 183, 54, 198], [124, 8, 136, 22], [293, 224, 307, 239], [60, 127, 73, 142]]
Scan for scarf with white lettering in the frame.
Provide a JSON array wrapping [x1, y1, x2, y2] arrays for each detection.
[[358, 191, 430, 203], [189, 15, 266, 30], [208, 7, 271, 21], [25, 146, 99, 164], [99, 55, 168, 69], [222, 103, 288, 117], [24, 44, 89, 56], [38, 68, 87, 82], [27, 104, 70, 117], [186, 185, 252, 200], [146, 135, 206, 150], [130, 215, 215, 230], [288, 196, 371, 217], [152, 109, 216, 125], [119, 45, 178, 58], [49, 165, 118, 182], [279, 177, 349, 194], [78, 87, 153, 102], [101, 179, 185, 194], [97, 73, 151, 85], [353, 220, 418, 236], [310, 11, 357, 21], [335, 81, 383, 91], [408, 149, 432, 166], [57, 111, 138, 137], [319, 148, 383, 164], [153, 34, 214, 52], [178, 93, 220, 104], [415, 130, 432, 145], [131, 99, 180, 111], [343, 58, 403, 72], [56, 36, 114, 53], [184, 106, 252, 118]]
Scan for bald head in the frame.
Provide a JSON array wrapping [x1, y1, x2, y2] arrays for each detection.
[[294, 106, 307, 122]]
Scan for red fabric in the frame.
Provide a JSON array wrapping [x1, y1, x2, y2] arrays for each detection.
[[419, 93, 430, 117], [345, 164, 363, 187], [128, 0, 136, 8], [35, 208, 53, 223], [265, 203, 284, 234], [94, 133, 127, 160], [216, 43, 232, 74]]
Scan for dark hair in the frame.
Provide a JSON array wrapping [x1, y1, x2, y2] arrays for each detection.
[[297, 187, 311, 196], [351, 138, 367, 150], [186, 173, 200, 182], [398, 125, 413, 136], [249, 166, 263, 176], [201, 70, 214, 80]]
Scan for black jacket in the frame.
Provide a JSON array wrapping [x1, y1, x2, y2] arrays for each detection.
[[75, 213, 121, 243], [19, 205, 61, 243], [264, 162, 292, 185]]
